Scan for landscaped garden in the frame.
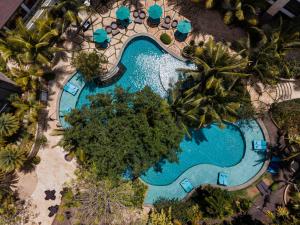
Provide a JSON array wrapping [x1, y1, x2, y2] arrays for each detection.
[[0, 0, 299, 224]]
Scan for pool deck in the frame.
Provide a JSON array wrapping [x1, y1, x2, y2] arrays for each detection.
[[143, 119, 270, 205], [65, 0, 245, 72]]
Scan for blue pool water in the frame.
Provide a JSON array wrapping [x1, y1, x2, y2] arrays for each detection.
[[141, 123, 245, 186], [59, 36, 266, 203], [76, 37, 191, 108]]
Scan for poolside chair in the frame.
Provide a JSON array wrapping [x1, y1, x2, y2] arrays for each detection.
[[171, 20, 178, 28], [218, 172, 229, 186], [253, 140, 267, 151], [64, 82, 79, 96], [161, 16, 171, 29], [180, 178, 194, 193], [256, 181, 270, 196], [134, 17, 143, 24]]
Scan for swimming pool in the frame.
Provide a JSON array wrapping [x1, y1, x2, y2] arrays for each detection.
[[59, 35, 267, 204], [140, 123, 245, 186]]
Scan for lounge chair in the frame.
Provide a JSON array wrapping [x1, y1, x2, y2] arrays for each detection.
[[161, 16, 171, 29], [218, 172, 229, 186], [134, 17, 143, 24], [256, 181, 270, 196], [180, 178, 194, 193], [253, 140, 267, 151], [171, 20, 178, 28], [64, 82, 79, 96], [82, 19, 91, 31]]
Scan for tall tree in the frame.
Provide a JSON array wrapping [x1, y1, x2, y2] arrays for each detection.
[[172, 38, 250, 130], [0, 16, 62, 67], [63, 87, 184, 179], [71, 51, 107, 82]]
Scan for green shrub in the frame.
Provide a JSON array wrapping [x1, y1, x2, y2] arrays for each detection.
[[160, 33, 172, 45], [271, 182, 280, 192], [131, 179, 147, 208]]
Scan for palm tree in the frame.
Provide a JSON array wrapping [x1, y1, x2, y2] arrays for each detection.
[[9, 94, 42, 125], [0, 16, 62, 67], [47, 0, 86, 30], [0, 145, 26, 172], [9, 65, 44, 92], [236, 18, 300, 83], [0, 113, 19, 137], [171, 38, 250, 129], [0, 171, 18, 194], [222, 0, 258, 25]]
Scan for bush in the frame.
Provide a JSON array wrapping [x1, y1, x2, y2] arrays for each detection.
[[131, 179, 147, 208], [160, 33, 172, 45], [71, 51, 107, 82]]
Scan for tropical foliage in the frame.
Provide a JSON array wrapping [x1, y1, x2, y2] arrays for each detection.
[[0, 113, 19, 138], [71, 51, 107, 82], [148, 208, 174, 225], [222, 0, 258, 25], [62, 87, 184, 179], [173, 38, 251, 130], [0, 17, 61, 67], [236, 18, 300, 83], [154, 186, 251, 223], [58, 169, 147, 225], [0, 145, 26, 172]]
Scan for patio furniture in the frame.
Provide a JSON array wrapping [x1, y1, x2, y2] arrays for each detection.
[[105, 26, 112, 34], [171, 19, 178, 28], [253, 140, 267, 151], [139, 10, 146, 19], [134, 17, 143, 24], [256, 181, 270, 196], [116, 6, 130, 21], [64, 82, 79, 96], [133, 10, 139, 18], [111, 22, 118, 30], [45, 190, 56, 200], [218, 172, 229, 186], [180, 178, 194, 193], [48, 205, 59, 217], [177, 20, 192, 34], [161, 16, 171, 29], [82, 19, 91, 32]]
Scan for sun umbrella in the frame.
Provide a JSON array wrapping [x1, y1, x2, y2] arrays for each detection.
[[93, 29, 108, 43], [116, 6, 130, 20], [148, 4, 163, 20], [177, 20, 192, 34]]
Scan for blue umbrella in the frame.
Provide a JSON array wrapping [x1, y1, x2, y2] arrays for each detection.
[[116, 6, 130, 20], [148, 4, 163, 20], [93, 29, 108, 43], [177, 20, 192, 34]]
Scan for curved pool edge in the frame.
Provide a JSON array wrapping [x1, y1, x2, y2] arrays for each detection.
[[102, 33, 187, 82], [140, 122, 247, 186], [56, 33, 186, 126], [142, 119, 271, 205]]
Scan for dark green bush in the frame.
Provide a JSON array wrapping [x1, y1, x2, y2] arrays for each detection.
[[160, 33, 172, 45]]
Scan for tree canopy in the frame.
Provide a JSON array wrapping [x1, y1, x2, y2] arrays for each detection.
[[63, 87, 184, 179]]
